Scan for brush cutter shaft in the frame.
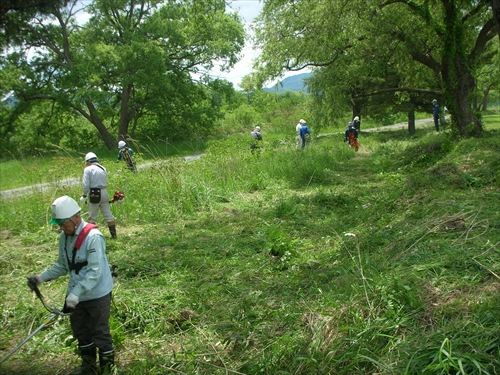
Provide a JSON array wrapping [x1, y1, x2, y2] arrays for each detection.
[[28, 280, 69, 316], [0, 313, 57, 365], [0, 281, 70, 364]]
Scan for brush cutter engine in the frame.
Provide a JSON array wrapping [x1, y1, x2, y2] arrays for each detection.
[[110, 190, 125, 204]]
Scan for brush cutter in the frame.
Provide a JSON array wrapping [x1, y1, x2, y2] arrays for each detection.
[[109, 190, 125, 204], [0, 280, 71, 365]]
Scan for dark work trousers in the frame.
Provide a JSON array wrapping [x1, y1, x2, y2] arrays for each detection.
[[70, 293, 113, 353]]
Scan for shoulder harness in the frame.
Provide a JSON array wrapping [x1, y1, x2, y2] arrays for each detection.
[[66, 223, 98, 274]]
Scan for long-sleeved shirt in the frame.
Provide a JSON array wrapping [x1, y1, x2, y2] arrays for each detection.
[[41, 220, 113, 301], [117, 147, 133, 161], [250, 131, 262, 140], [82, 163, 108, 196], [300, 126, 310, 139], [433, 104, 440, 119]]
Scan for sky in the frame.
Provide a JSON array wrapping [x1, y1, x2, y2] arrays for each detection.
[[216, 0, 309, 89], [211, 0, 264, 88]]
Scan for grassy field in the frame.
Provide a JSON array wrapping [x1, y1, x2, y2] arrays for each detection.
[[0, 138, 206, 191], [0, 113, 499, 374]]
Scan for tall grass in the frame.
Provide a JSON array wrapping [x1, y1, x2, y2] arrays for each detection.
[[1, 116, 500, 374]]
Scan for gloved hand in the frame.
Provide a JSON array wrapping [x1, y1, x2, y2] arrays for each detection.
[[66, 293, 79, 309], [80, 195, 86, 203], [27, 275, 44, 290]]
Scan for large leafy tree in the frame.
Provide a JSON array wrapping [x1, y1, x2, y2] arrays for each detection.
[[254, 0, 497, 137], [379, 0, 496, 136], [0, 0, 68, 46], [2, 0, 244, 149]]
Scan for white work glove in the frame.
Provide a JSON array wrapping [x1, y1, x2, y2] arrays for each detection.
[[80, 195, 86, 203], [27, 275, 44, 290], [66, 293, 79, 309]]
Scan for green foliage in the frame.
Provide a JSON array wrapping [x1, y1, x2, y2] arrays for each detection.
[[254, 0, 496, 137], [1, 0, 245, 151]]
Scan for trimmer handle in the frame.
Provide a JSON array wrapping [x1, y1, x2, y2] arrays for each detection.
[[27, 278, 44, 300]]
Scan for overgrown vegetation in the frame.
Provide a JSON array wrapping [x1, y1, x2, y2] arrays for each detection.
[[1, 114, 499, 374]]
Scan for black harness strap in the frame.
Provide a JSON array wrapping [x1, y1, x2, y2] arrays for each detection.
[[64, 224, 98, 275]]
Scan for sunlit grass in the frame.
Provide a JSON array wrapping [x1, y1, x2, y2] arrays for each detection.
[[1, 112, 500, 374]]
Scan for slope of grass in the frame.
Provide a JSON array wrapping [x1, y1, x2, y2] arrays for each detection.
[[1, 118, 499, 374]]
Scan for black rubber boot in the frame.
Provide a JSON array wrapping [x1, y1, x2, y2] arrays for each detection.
[[100, 351, 115, 374], [69, 344, 98, 375], [108, 223, 117, 239]]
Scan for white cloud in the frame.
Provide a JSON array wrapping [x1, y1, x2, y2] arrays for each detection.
[[207, 1, 262, 88]]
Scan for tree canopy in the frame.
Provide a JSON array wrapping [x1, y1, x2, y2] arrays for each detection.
[[253, 0, 498, 136], [1, 0, 245, 151]]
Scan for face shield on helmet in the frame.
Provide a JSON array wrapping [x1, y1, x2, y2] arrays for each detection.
[[49, 196, 81, 224]]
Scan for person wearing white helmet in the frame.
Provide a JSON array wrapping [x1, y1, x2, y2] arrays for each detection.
[[299, 120, 311, 149], [250, 125, 263, 153], [344, 122, 359, 151], [352, 116, 360, 131], [27, 196, 115, 374], [117, 140, 136, 172], [295, 119, 305, 149], [81, 152, 117, 239]]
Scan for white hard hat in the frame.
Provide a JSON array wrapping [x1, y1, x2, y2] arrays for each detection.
[[49, 196, 80, 225], [299, 119, 306, 124], [85, 152, 98, 162], [118, 141, 126, 148], [255, 126, 261, 131]]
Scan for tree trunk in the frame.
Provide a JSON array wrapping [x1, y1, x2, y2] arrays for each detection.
[[440, 4, 483, 137], [85, 100, 115, 149], [119, 84, 135, 142], [407, 109, 415, 135], [442, 64, 481, 136], [481, 87, 490, 111], [492, 0, 500, 42]]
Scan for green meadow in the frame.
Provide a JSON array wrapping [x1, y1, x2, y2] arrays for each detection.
[[1, 113, 499, 374]]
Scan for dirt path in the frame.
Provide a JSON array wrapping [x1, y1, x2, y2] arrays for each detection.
[[362, 117, 437, 132], [0, 154, 206, 200]]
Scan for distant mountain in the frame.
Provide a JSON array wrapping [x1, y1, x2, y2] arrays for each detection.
[[263, 73, 312, 93]]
